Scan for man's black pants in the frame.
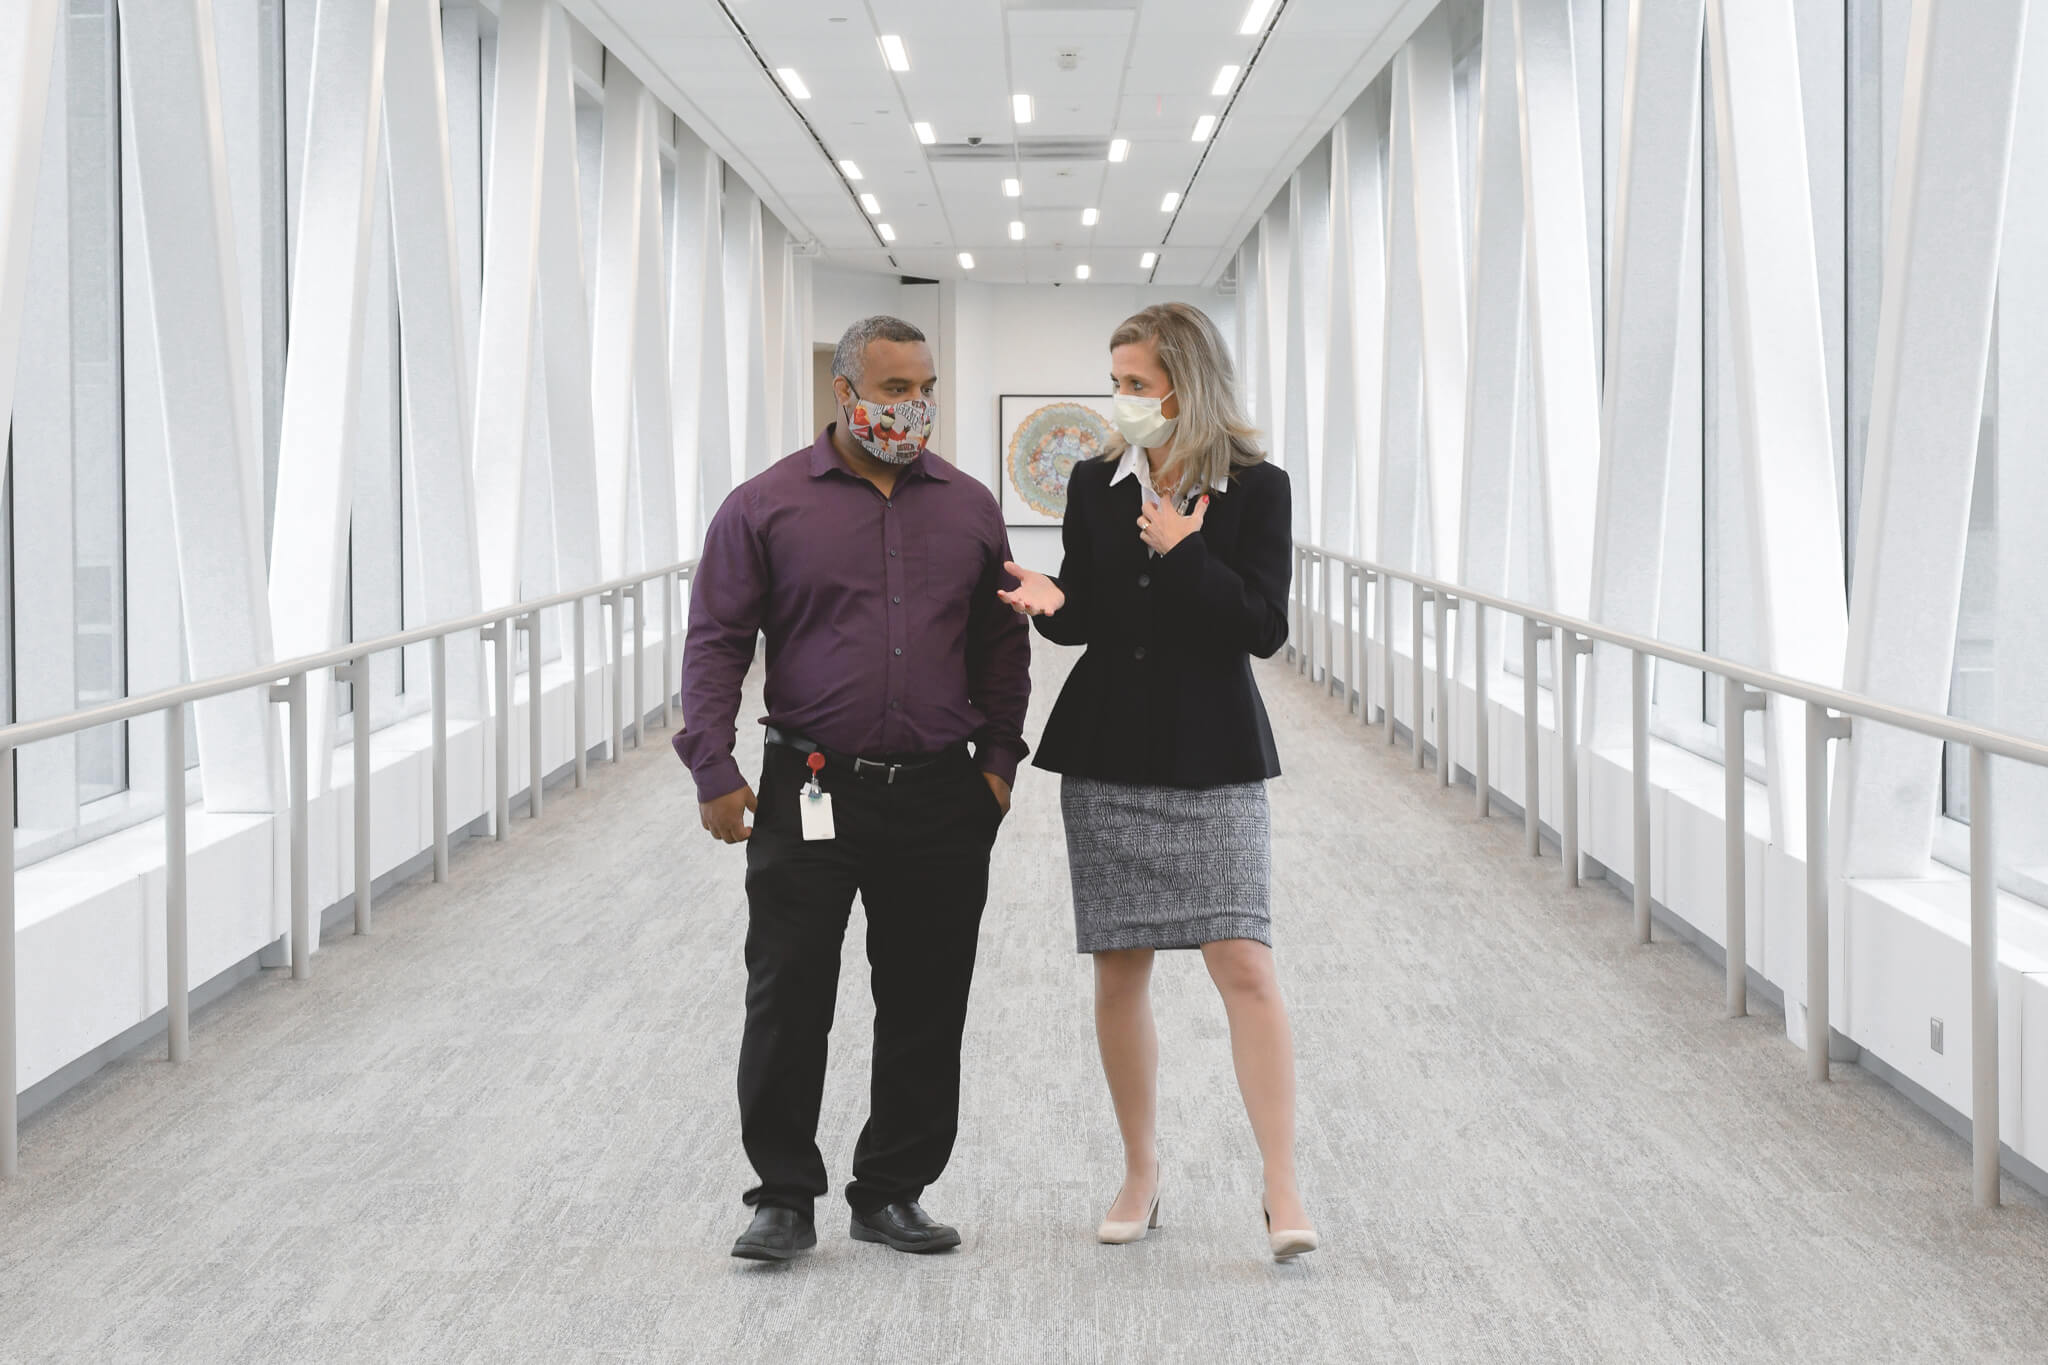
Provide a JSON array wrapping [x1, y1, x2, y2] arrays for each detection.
[[738, 742, 1004, 1216]]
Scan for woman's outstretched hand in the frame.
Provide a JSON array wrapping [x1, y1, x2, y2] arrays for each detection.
[[997, 561, 1066, 617]]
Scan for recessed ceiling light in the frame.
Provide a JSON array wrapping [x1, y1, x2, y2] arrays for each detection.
[[1108, 138, 1130, 163], [958, 252, 976, 269], [877, 223, 897, 242], [1212, 65, 1241, 97], [776, 68, 812, 100], [1082, 207, 1099, 226], [1003, 177, 1021, 197], [1012, 93, 1034, 124], [859, 193, 880, 214], [913, 121, 935, 145], [879, 34, 910, 71], [1140, 251, 1158, 269], [1009, 221, 1025, 241], [1160, 191, 1180, 212], [1239, 0, 1279, 35], [1192, 115, 1217, 142], [839, 160, 864, 180], [1075, 264, 1091, 280]]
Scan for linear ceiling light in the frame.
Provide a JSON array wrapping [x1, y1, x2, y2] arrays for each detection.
[[1192, 114, 1217, 142], [1012, 93, 1034, 123], [1140, 251, 1157, 269], [880, 34, 910, 71], [1212, 65, 1241, 96], [1075, 264, 1091, 280], [913, 121, 935, 145], [1107, 138, 1130, 163], [1009, 220, 1025, 240], [1238, 0, 1279, 35], [1082, 207, 1099, 226], [1160, 190, 1180, 212], [958, 252, 976, 269], [859, 192, 880, 214], [776, 68, 812, 99], [877, 223, 897, 242], [1003, 177, 1022, 197], [838, 159, 864, 180]]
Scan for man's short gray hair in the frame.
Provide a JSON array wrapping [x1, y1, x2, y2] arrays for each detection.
[[831, 315, 927, 387]]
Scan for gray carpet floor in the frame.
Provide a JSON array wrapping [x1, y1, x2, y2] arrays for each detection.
[[4, 639, 2047, 1364]]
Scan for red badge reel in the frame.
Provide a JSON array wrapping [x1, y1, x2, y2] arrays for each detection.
[[805, 750, 825, 797]]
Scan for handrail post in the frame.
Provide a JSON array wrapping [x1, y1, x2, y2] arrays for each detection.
[[605, 589, 624, 762], [521, 612, 543, 819], [662, 571, 676, 727], [1290, 547, 1304, 669], [1558, 630, 1592, 887], [630, 582, 646, 750], [429, 634, 448, 882], [1324, 553, 1339, 697], [2, 745, 17, 1177], [1804, 703, 1853, 1081], [340, 655, 373, 935], [1473, 601, 1490, 817], [1411, 587, 1430, 770], [1522, 616, 1543, 857], [573, 598, 588, 789], [1631, 649, 1651, 943], [1342, 565, 1359, 715], [1970, 745, 2000, 1208], [1722, 679, 1765, 1016], [482, 624, 510, 841], [1360, 570, 1379, 727], [165, 708, 189, 1060], [1379, 573, 1396, 742], [1435, 593, 1453, 789], [267, 673, 310, 978]]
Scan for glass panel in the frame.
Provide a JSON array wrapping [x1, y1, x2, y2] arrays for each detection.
[[1942, 322, 1997, 822]]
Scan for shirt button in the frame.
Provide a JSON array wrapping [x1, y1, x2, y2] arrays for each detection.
[[1138, 573, 1152, 588], [1133, 645, 1147, 661], [889, 548, 898, 557], [890, 700, 901, 710], [892, 595, 902, 604], [894, 647, 904, 656]]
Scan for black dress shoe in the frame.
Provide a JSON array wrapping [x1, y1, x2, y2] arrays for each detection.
[[848, 1201, 962, 1254], [731, 1206, 817, 1261]]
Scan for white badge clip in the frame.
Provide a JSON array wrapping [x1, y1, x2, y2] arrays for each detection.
[[799, 753, 835, 841]]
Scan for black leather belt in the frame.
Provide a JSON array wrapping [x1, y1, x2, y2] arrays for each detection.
[[764, 726, 968, 785]]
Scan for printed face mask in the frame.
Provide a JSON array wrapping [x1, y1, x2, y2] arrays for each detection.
[[844, 388, 936, 465], [1113, 391, 1178, 449]]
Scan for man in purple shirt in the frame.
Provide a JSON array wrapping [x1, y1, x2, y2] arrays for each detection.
[[676, 316, 1030, 1262]]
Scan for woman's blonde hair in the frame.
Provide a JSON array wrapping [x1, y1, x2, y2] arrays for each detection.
[[1103, 302, 1265, 493]]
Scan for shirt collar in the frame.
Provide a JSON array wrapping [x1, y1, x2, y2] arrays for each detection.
[[810, 423, 952, 483], [1108, 446, 1227, 494]]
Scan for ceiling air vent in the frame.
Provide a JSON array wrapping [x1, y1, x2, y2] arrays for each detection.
[[926, 138, 1112, 163]]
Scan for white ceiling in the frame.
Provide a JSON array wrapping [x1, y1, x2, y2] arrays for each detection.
[[568, 0, 1436, 286]]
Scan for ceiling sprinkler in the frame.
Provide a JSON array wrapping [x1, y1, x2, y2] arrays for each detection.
[[1056, 49, 1080, 71]]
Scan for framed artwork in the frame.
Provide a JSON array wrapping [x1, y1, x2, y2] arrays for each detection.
[[997, 394, 1117, 527]]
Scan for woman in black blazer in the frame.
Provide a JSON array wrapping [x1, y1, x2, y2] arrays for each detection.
[[1000, 303, 1316, 1260]]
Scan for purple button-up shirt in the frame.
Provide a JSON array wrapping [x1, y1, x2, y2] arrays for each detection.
[[674, 427, 1031, 802]]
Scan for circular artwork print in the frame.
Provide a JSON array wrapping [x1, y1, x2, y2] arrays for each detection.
[[1006, 401, 1114, 521]]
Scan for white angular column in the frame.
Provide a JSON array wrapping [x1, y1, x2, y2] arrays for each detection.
[[1325, 95, 1387, 560], [268, 0, 391, 794], [1403, 11, 1468, 582], [1704, 0, 1849, 852], [669, 125, 727, 547], [1284, 146, 1331, 545], [0, 0, 59, 480], [1583, 0, 1706, 751], [1835, 0, 2031, 875]]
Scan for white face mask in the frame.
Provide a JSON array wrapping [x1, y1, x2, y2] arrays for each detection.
[[1113, 391, 1178, 449]]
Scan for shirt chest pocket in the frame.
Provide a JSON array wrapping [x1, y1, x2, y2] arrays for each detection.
[[920, 530, 989, 610]]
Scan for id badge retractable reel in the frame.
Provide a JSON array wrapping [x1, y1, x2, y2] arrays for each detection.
[[799, 750, 835, 841]]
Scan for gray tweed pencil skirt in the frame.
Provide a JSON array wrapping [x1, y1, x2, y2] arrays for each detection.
[[1060, 776, 1273, 953]]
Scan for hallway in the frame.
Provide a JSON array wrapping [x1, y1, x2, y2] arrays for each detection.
[[5, 639, 2046, 1363]]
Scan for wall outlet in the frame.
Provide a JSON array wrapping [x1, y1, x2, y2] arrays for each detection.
[[1930, 1018, 1945, 1054]]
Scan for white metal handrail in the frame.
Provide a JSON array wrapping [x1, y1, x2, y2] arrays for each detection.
[[1287, 541, 2047, 1210], [0, 556, 699, 1179]]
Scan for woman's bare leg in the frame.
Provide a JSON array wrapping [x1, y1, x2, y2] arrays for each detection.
[[1094, 948, 1160, 1221], [1200, 938, 1310, 1231]]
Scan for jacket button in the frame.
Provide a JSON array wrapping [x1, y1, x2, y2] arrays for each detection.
[[1137, 573, 1151, 588], [1133, 645, 1147, 661]]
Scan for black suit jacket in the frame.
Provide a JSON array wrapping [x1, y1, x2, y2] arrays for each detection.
[[1031, 455, 1291, 787]]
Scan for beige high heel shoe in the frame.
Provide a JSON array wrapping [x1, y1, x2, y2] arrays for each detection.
[[1265, 1206, 1319, 1260], [1097, 1191, 1162, 1245]]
